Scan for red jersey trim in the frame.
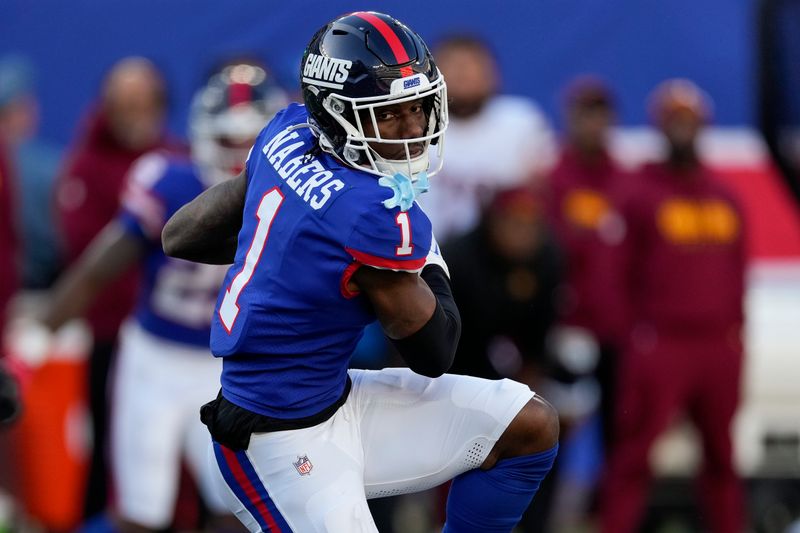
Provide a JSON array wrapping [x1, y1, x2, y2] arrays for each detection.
[[345, 247, 426, 272], [340, 261, 363, 299]]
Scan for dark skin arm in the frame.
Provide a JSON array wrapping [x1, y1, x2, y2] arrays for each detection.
[[39, 221, 145, 330], [161, 169, 247, 264], [350, 266, 436, 339]]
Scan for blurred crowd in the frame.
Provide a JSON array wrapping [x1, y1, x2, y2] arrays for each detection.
[[0, 26, 787, 533]]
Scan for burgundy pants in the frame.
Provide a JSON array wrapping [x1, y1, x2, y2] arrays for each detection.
[[600, 327, 745, 533]]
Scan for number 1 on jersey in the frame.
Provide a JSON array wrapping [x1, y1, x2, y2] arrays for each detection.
[[219, 188, 284, 332], [395, 212, 413, 256]]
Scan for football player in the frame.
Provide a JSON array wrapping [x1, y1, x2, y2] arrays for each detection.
[[23, 61, 286, 532], [163, 12, 559, 533]]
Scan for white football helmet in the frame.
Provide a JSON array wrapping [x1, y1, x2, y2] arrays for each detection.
[[190, 62, 288, 185]]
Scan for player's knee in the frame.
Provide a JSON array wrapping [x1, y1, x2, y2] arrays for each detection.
[[498, 396, 560, 461], [525, 395, 560, 451]]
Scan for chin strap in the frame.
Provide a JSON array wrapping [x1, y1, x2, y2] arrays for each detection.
[[378, 171, 429, 211]]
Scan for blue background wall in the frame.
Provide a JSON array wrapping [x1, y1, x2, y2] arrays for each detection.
[[1, 0, 756, 145]]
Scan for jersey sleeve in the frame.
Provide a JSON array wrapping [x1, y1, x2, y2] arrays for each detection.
[[117, 152, 170, 242], [344, 202, 432, 273], [244, 127, 268, 185]]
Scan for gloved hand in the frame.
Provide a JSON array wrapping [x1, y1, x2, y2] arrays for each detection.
[[378, 171, 429, 212], [423, 231, 450, 278]]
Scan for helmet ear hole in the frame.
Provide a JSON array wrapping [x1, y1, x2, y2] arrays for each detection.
[[329, 97, 346, 114], [344, 147, 360, 163]]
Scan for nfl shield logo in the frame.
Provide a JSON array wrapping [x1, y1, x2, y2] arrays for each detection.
[[293, 455, 313, 476]]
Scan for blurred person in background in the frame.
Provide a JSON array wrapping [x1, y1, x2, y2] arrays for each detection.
[[445, 186, 561, 382], [419, 34, 556, 241], [52, 56, 175, 523], [599, 79, 747, 533], [0, 62, 23, 332], [546, 76, 628, 458], [541, 76, 631, 532], [0, 55, 62, 291], [444, 186, 563, 532], [28, 60, 286, 532], [0, 55, 25, 522]]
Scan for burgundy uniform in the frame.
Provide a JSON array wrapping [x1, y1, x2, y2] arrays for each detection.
[[547, 145, 631, 452], [0, 139, 19, 327], [548, 146, 629, 346], [55, 111, 174, 341], [54, 108, 176, 519], [601, 161, 746, 533]]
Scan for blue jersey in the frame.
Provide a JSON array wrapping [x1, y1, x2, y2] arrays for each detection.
[[211, 104, 432, 419], [118, 153, 228, 347]]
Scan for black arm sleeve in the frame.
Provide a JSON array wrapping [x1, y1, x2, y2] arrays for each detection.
[[389, 265, 461, 378]]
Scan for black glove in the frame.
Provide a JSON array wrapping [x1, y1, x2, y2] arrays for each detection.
[[0, 367, 21, 425]]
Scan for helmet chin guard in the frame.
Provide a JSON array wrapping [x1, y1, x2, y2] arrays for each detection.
[[322, 73, 447, 179]]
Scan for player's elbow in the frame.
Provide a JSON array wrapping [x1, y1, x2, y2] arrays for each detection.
[[161, 216, 188, 259], [161, 226, 179, 258]]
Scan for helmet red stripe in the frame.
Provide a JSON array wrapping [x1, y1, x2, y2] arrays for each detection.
[[229, 82, 252, 106], [352, 12, 412, 74]]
